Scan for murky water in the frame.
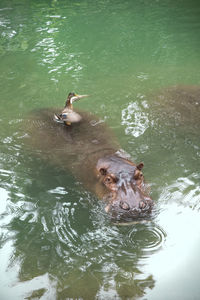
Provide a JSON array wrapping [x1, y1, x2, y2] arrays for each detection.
[[0, 0, 200, 299]]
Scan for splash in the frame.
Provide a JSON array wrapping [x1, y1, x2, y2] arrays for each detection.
[[121, 99, 150, 138]]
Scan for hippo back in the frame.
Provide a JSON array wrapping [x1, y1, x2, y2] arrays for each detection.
[[24, 108, 119, 187]]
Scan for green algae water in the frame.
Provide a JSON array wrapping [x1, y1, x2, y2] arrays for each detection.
[[0, 0, 200, 299]]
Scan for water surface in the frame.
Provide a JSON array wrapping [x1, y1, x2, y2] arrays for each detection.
[[0, 0, 200, 299]]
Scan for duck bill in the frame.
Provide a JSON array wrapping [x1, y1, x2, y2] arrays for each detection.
[[72, 94, 89, 102], [76, 94, 89, 100]]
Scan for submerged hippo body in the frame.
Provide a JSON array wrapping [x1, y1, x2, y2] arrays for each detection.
[[26, 108, 153, 220], [152, 85, 200, 132]]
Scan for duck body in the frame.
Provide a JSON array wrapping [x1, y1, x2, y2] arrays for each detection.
[[53, 92, 88, 125]]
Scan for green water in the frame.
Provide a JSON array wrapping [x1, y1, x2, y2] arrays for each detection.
[[0, 0, 200, 299]]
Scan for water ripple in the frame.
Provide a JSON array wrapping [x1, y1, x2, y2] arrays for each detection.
[[159, 173, 200, 211], [30, 16, 85, 83]]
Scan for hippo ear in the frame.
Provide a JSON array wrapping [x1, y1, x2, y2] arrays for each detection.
[[137, 162, 144, 170], [100, 168, 107, 175]]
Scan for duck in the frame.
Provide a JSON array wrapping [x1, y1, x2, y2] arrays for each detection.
[[53, 92, 88, 126]]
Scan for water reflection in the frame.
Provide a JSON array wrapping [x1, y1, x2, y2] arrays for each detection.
[[0, 1, 84, 83], [0, 153, 167, 299], [159, 173, 200, 211], [31, 13, 84, 83], [144, 195, 200, 300]]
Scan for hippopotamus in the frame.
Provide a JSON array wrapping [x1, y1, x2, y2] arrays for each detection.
[[25, 93, 153, 221]]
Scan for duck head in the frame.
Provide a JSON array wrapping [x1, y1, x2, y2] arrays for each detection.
[[65, 92, 89, 109]]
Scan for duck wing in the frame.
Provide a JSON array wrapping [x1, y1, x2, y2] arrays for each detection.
[[53, 111, 82, 124]]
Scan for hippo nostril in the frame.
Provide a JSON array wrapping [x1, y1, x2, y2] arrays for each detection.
[[120, 201, 130, 210], [139, 201, 147, 209]]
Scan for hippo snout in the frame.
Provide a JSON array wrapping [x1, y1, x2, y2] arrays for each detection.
[[105, 193, 153, 220]]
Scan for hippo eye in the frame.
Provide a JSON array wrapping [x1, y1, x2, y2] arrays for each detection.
[[104, 174, 118, 184], [134, 171, 143, 180], [105, 176, 112, 183], [99, 168, 107, 176]]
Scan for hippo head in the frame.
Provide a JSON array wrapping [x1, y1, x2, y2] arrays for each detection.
[[96, 155, 153, 220]]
